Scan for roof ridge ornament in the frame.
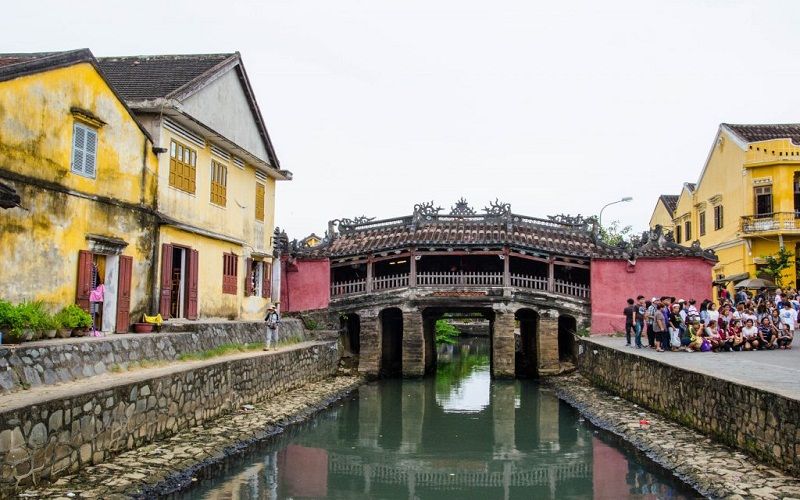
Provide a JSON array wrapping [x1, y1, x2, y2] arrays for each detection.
[[483, 198, 511, 217], [450, 198, 476, 216], [414, 201, 443, 219]]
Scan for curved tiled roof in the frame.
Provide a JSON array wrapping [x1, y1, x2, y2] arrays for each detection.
[[320, 215, 618, 260], [723, 123, 800, 144], [658, 194, 679, 217]]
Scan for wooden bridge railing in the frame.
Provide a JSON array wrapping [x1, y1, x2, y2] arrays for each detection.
[[331, 272, 589, 300]]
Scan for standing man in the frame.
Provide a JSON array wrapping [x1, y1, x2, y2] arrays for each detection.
[[645, 297, 659, 348], [634, 295, 646, 348], [264, 304, 281, 351], [623, 298, 636, 347]]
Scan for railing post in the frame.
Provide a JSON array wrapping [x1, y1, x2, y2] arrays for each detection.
[[366, 257, 374, 293], [410, 250, 417, 288], [503, 248, 510, 287], [548, 258, 555, 293]]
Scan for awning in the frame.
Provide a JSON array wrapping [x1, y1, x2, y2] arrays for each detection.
[[712, 272, 749, 286]]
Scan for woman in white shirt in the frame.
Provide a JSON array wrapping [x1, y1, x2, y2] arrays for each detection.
[[741, 318, 760, 350], [706, 302, 720, 325]]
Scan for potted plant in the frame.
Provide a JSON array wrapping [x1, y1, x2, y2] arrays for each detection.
[[57, 304, 92, 336], [16, 301, 46, 342], [0, 302, 24, 344], [0, 300, 12, 343], [42, 312, 59, 339], [53, 309, 73, 339]]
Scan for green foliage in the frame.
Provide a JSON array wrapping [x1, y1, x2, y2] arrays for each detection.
[[302, 315, 320, 331], [576, 326, 592, 338], [14, 301, 48, 331], [55, 304, 92, 329], [177, 342, 265, 361], [0, 300, 14, 329], [596, 219, 634, 246], [435, 319, 460, 345], [761, 247, 794, 287]]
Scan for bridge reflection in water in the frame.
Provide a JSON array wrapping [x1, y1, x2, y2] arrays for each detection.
[[177, 339, 697, 500]]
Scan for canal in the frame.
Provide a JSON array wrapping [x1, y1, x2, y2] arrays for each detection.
[[174, 337, 699, 499]]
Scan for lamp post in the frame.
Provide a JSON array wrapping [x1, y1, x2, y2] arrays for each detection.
[[599, 197, 633, 229]]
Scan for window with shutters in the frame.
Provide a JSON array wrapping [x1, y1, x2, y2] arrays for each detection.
[[684, 220, 692, 241], [675, 224, 682, 243], [71, 122, 98, 179], [714, 205, 724, 230], [210, 160, 227, 206], [255, 182, 265, 221], [249, 260, 263, 297], [699, 211, 706, 236], [169, 139, 197, 194], [222, 253, 238, 295]]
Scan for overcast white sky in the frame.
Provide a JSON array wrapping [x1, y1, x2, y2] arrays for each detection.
[[6, 1, 800, 238]]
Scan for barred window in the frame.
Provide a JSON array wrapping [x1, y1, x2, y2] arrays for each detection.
[[699, 211, 706, 236], [71, 122, 98, 179], [255, 182, 265, 221], [222, 253, 238, 295], [169, 139, 197, 193], [210, 160, 227, 206]]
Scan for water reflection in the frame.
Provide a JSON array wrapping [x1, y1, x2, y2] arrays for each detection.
[[175, 338, 700, 499]]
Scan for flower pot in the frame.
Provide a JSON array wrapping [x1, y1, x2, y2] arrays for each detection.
[[22, 329, 34, 342], [1, 333, 22, 345], [56, 328, 72, 339], [44, 329, 57, 339], [133, 323, 154, 334], [72, 328, 87, 337]]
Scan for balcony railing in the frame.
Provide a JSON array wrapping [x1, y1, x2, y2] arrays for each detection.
[[331, 272, 590, 300], [740, 212, 800, 233]]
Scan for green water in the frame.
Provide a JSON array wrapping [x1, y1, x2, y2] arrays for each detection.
[[176, 338, 699, 499]]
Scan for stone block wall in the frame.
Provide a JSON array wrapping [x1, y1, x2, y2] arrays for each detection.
[[0, 341, 340, 493], [491, 312, 515, 378], [0, 319, 307, 394], [402, 311, 424, 377], [577, 339, 800, 476]]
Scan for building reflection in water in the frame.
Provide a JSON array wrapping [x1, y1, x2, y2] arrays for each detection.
[[177, 338, 698, 500]]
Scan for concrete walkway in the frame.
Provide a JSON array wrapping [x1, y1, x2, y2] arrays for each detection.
[[0, 341, 330, 413], [588, 336, 800, 401]]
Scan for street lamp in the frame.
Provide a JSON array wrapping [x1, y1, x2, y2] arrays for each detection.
[[599, 197, 633, 228]]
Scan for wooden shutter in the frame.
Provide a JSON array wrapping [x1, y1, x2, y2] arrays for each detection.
[[245, 258, 253, 296], [159, 244, 173, 318], [84, 128, 97, 178], [115, 256, 132, 333], [187, 249, 199, 320], [71, 124, 85, 175], [76, 250, 93, 312], [255, 183, 265, 221], [262, 263, 272, 299]]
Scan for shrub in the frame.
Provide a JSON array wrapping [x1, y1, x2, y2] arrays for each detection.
[[16, 301, 48, 331], [56, 304, 92, 329], [435, 319, 460, 345], [0, 300, 13, 329]]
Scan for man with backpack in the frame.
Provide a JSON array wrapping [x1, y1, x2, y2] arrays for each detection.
[[264, 304, 281, 351]]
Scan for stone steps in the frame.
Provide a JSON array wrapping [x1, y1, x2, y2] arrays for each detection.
[[0, 319, 310, 394]]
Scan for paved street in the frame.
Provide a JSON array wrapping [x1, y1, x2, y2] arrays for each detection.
[[588, 336, 800, 401]]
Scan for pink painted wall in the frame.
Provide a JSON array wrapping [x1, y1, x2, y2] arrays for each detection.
[[590, 257, 714, 334], [280, 256, 330, 313]]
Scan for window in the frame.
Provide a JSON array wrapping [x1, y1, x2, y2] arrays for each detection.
[[245, 259, 272, 298], [794, 173, 800, 217], [71, 122, 98, 178], [699, 211, 706, 236], [714, 205, 724, 230], [754, 186, 772, 217], [675, 224, 682, 243], [210, 160, 227, 206], [684, 220, 692, 241], [222, 253, 238, 295], [169, 139, 197, 193], [255, 182, 265, 221]]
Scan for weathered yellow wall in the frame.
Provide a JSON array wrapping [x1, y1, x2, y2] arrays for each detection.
[[648, 200, 674, 230], [665, 129, 800, 291], [0, 62, 158, 317], [158, 226, 272, 320], [0, 63, 157, 205], [156, 128, 276, 255]]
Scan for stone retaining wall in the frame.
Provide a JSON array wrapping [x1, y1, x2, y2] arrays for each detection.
[[0, 341, 341, 493], [0, 319, 307, 394], [577, 339, 800, 476]]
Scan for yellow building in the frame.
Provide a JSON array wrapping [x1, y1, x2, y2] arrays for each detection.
[[648, 194, 679, 231], [650, 123, 800, 292], [300, 233, 323, 248], [0, 49, 159, 332], [98, 54, 292, 321]]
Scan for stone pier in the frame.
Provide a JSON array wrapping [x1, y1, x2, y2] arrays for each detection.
[[402, 310, 425, 377], [492, 310, 516, 378]]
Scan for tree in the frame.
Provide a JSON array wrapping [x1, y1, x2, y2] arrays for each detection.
[[761, 247, 794, 288], [596, 219, 634, 247]]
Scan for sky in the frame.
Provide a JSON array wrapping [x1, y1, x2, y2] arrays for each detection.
[[5, 1, 800, 238]]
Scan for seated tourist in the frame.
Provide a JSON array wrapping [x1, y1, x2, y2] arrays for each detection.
[[704, 320, 722, 351], [777, 323, 794, 349], [758, 317, 778, 350], [683, 319, 704, 352], [717, 319, 733, 352], [741, 318, 759, 351], [729, 320, 745, 351]]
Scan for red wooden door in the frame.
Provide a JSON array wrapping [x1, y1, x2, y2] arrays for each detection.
[[159, 243, 173, 318], [116, 256, 133, 333], [187, 249, 199, 320], [76, 250, 93, 312]]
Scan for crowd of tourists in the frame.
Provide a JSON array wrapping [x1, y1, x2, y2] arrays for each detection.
[[623, 288, 797, 352]]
